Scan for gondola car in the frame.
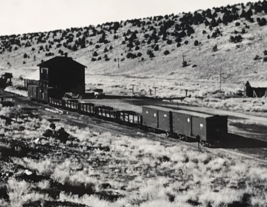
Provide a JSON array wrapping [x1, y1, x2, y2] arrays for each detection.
[[142, 106, 228, 145], [64, 99, 79, 111], [49, 97, 64, 108], [94, 105, 117, 120], [79, 101, 95, 115], [116, 110, 142, 126]]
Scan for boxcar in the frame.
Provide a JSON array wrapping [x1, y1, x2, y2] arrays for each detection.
[[117, 110, 142, 126], [79, 102, 95, 115], [142, 106, 172, 132], [172, 110, 228, 143], [142, 106, 159, 129], [95, 105, 116, 120]]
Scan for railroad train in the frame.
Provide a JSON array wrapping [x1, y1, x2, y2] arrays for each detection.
[[46, 97, 228, 147]]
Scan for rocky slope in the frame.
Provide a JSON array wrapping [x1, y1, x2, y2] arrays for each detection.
[[1, 0, 267, 83]]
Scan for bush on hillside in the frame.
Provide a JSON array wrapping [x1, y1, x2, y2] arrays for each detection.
[[147, 49, 155, 58], [164, 50, 170, 55], [93, 51, 98, 57], [257, 18, 267, 26]]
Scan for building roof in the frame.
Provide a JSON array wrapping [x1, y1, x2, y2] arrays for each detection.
[[247, 81, 267, 88], [37, 56, 87, 68], [24, 70, 39, 80]]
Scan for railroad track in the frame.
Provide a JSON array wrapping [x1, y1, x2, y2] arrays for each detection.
[[3, 91, 267, 166], [40, 105, 267, 166]]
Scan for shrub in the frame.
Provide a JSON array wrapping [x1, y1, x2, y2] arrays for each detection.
[[167, 39, 172, 45], [264, 50, 267, 56], [137, 52, 142, 57], [147, 49, 155, 58], [212, 45, 218, 52], [177, 43, 181, 47], [235, 22, 241, 26], [258, 18, 267, 26], [91, 57, 96, 61], [164, 50, 170, 55], [184, 40, 189, 45], [98, 56, 101, 60], [93, 51, 98, 57], [194, 40, 199, 46]]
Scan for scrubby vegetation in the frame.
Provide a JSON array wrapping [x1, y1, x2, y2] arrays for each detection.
[[0, 103, 266, 207], [1, 0, 267, 83]]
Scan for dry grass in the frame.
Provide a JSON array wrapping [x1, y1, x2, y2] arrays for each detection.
[[0, 104, 267, 207]]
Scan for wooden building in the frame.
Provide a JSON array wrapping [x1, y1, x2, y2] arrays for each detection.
[[245, 81, 267, 97], [24, 70, 39, 88], [37, 55, 86, 101]]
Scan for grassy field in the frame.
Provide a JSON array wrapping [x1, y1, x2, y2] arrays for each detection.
[[0, 105, 267, 207]]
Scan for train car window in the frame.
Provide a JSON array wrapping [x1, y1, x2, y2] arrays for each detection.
[[200, 124, 204, 128], [146, 111, 148, 114], [187, 118, 190, 122], [154, 113, 157, 117], [164, 114, 167, 117]]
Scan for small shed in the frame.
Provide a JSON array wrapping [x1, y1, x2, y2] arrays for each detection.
[[245, 81, 267, 97], [24, 70, 39, 88]]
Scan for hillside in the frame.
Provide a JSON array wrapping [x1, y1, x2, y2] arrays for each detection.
[[1, 0, 267, 86]]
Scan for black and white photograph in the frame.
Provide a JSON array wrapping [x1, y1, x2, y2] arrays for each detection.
[[0, 0, 267, 206]]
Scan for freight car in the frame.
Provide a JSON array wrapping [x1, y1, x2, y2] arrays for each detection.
[[46, 97, 227, 147], [142, 106, 228, 146]]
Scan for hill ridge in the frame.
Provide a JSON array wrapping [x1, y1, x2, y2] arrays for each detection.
[[0, 0, 267, 83]]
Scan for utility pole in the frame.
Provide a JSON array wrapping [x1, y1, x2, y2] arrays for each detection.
[[153, 86, 158, 98], [219, 67, 222, 92], [117, 57, 120, 68], [130, 84, 135, 96], [182, 54, 186, 67]]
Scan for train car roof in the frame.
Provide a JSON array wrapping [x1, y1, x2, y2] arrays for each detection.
[[142, 105, 216, 118]]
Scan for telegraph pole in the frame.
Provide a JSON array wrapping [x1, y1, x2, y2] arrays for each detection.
[[153, 86, 158, 98], [130, 84, 135, 96], [219, 67, 222, 92]]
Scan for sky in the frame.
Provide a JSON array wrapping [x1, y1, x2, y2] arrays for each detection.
[[0, 0, 260, 35]]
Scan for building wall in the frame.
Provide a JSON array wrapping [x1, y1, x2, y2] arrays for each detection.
[[24, 79, 39, 88], [39, 65, 85, 95], [246, 86, 267, 97]]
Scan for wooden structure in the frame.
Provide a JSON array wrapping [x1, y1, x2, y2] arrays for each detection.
[[24, 70, 39, 88], [36, 55, 86, 102], [245, 81, 267, 97]]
